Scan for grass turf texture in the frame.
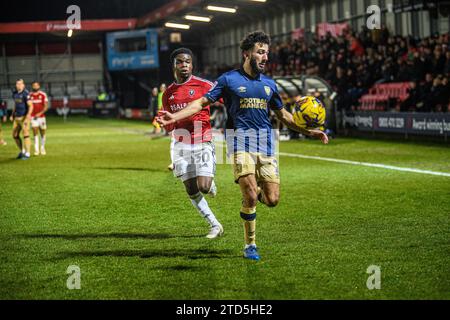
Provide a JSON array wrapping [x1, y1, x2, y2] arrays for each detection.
[[0, 116, 449, 299]]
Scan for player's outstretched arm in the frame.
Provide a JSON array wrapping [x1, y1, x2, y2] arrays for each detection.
[[274, 108, 329, 144], [156, 96, 210, 126]]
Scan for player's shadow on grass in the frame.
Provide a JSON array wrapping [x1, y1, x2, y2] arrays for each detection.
[[163, 265, 203, 271], [0, 158, 21, 164], [56, 248, 234, 260], [93, 167, 166, 173], [20, 232, 203, 240]]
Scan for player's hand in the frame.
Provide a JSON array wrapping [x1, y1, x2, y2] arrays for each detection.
[[309, 129, 329, 144], [2, 116, 6, 123], [155, 110, 176, 126], [9, 115, 14, 122]]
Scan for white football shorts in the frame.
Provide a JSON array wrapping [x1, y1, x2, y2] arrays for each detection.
[[171, 140, 216, 182], [31, 117, 47, 130]]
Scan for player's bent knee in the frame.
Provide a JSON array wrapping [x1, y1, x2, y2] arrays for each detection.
[[261, 191, 279, 207], [197, 182, 211, 194], [265, 197, 279, 207], [197, 177, 212, 194]]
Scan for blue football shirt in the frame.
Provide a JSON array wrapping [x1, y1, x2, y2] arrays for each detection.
[[204, 68, 283, 156], [13, 90, 30, 117]]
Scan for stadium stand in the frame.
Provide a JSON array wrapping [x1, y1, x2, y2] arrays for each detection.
[[0, 40, 105, 112], [205, 27, 450, 113]]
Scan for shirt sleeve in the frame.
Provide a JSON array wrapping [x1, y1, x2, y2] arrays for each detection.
[[204, 74, 227, 103], [269, 84, 284, 110]]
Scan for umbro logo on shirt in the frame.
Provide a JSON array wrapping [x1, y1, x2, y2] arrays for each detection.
[[169, 95, 175, 100], [238, 86, 247, 93]]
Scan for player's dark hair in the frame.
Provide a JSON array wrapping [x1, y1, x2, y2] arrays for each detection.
[[170, 47, 194, 64], [31, 81, 40, 85], [240, 30, 271, 52]]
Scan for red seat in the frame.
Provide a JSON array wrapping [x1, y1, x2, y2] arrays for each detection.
[[358, 82, 410, 110]]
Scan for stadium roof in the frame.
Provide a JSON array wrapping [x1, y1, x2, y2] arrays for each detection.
[[0, 0, 168, 22], [136, 0, 299, 31]]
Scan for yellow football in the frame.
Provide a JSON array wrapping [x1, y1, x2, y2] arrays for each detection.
[[292, 96, 326, 129]]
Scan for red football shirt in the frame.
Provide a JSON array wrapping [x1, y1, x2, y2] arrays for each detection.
[[29, 91, 48, 118], [162, 76, 213, 144]]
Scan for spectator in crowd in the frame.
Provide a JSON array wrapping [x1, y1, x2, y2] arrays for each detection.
[[157, 83, 166, 110], [153, 83, 166, 134], [97, 91, 108, 101], [149, 87, 158, 119], [422, 72, 434, 97], [429, 76, 449, 112], [442, 76, 450, 105], [445, 51, 450, 74], [400, 81, 423, 112]]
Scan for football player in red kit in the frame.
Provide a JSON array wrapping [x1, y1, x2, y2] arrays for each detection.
[[160, 48, 223, 239], [29, 81, 49, 155]]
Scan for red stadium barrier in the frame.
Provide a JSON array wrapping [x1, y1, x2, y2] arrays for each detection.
[[52, 99, 93, 109], [0, 19, 136, 34], [359, 82, 410, 111]]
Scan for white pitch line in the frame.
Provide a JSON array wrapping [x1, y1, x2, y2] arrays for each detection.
[[278, 152, 450, 177], [214, 140, 450, 177]]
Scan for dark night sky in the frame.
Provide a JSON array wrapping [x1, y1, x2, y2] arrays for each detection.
[[0, 0, 169, 22]]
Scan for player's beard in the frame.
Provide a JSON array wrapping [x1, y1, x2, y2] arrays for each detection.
[[250, 56, 266, 75]]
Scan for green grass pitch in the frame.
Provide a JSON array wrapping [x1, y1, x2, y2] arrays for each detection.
[[0, 116, 449, 299]]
